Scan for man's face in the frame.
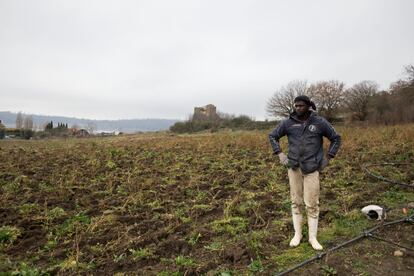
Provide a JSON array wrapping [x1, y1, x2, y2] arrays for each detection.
[[294, 100, 309, 116]]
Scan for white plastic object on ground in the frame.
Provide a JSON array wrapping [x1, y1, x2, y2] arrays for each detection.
[[361, 204, 386, 220]]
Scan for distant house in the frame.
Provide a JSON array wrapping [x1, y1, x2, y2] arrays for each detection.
[[70, 128, 89, 137], [98, 131, 116, 137]]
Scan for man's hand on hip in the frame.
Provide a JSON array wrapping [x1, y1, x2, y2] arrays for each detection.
[[320, 155, 333, 171], [278, 152, 289, 165]]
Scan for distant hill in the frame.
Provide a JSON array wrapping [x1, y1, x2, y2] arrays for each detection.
[[0, 111, 181, 133]]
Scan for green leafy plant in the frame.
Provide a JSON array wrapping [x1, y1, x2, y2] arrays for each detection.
[[0, 226, 21, 246], [248, 258, 264, 273], [19, 203, 40, 215], [321, 265, 338, 275], [203, 241, 223, 251], [187, 233, 202, 246], [113, 253, 127, 263], [175, 255, 196, 267], [129, 248, 154, 261], [211, 216, 248, 236], [55, 213, 90, 237], [47, 207, 66, 220]]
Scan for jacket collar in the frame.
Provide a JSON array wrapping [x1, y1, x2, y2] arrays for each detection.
[[289, 111, 316, 123]]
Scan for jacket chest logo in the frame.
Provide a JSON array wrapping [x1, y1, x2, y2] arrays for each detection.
[[308, 124, 317, 132]]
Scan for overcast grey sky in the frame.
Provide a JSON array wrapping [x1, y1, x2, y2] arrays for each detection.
[[1, 0, 413, 120]]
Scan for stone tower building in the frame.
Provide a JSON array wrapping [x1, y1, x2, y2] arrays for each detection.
[[192, 104, 220, 121]]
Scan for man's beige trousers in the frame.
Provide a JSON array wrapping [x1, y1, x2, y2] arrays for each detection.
[[288, 168, 320, 219]]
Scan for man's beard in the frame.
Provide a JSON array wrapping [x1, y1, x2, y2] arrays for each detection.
[[296, 110, 307, 117]]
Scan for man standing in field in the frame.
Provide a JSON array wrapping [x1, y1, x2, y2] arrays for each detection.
[[269, 95, 341, 250]]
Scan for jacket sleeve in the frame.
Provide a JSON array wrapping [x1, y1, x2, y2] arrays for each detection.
[[322, 119, 341, 157], [269, 120, 287, 155]]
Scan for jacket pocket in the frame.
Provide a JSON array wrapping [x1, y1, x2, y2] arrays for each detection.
[[301, 157, 319, 174]]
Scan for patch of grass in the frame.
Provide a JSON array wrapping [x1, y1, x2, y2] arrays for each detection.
[[247, 230, 265, 257], [203, 241, 223, 251], [281, 198, 291, 212], [2, 179, 21, 193], [352, 259, 368, 272], [187, 232, 202, 246], [272, 219, 289, 232], [116, 184, 128, 195], [191, 204, 213, 212], [174, 255, 196, 267], [148, 199, 162, 210], [0, 226, 21, 246], [19, 203, 40, 216], [113, 253, 127, 263], [195, 191, 208, 202], [89, 243, 105, 255], [129, 247, 154, 261], [211, 216, 248, 236], [106, 160, 117, 169], [248, 258, 265, 273], [9, 262, 46, 276], [39, 181, 54, 192], [184, 187, 196, 197], [55, 213, 90, 237], [237, 199, 258, 216], [272, 244, 315, 272], [46, 207, 66, 220], [174, 206, 192, 224], [58, 255, 92, 272], [321, 265, 337, 275], [381, 186, 414, 208], [319, 209, 371, 243], [44, 237, 58, 252]]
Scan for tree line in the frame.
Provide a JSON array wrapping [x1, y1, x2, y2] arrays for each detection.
[[266, 64, 414, 123], [2, 114, 80, 139], [170, 114, 275, 133]]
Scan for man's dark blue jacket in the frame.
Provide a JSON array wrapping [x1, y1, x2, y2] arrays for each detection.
[[269, 111, 341, 174]]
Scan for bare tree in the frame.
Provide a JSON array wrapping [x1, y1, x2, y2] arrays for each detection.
[[266, 80, 309, 118], [308, 80, 345, 121], [217, 111, 235, 120], [387, 64, 414, 92], [15, 112, 23, 129], [345, 81, 378, 121], [404, 64, 414, 85], [389, 79, 410, 91], [23, 115, 34, 130], [367, 64, 414, 124]]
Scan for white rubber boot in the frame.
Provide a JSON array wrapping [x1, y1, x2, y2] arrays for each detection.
[[308, 216, 323, 250], [289, 214, 303, 247]]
